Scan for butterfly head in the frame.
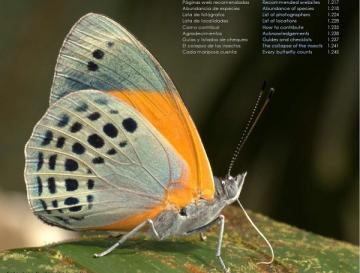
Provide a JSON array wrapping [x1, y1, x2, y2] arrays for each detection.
[[216, 172, 246, 204]]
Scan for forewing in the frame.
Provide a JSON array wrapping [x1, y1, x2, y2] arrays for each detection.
[[50, 13, 176, 104], [25, 90, 186, 230]]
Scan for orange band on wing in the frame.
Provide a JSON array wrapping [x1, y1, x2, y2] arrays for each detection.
[[93, 90, 214, 231], [108, 90, 214, 200]]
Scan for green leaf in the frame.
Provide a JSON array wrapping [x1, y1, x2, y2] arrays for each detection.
[[1, 207, 358, 273]]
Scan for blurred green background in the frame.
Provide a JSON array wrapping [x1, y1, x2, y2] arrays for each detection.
[[0, 0, 358, 249]]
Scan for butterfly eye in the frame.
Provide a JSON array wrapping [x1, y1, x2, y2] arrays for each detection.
[[179, 207, 187, 216]]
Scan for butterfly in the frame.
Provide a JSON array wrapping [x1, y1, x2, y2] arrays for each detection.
[[24, 13, 273, 272]]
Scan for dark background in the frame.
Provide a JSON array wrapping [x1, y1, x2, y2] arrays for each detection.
[[0, 0, 358, 247]]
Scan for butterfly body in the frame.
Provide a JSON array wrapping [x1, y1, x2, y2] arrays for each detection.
[[151, 174, 245, 239], [24, 13, 247, 272]]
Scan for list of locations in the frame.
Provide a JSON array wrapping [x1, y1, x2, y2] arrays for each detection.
[[182, 0, 250, 55]]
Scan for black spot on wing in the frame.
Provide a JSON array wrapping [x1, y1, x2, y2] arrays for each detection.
[[65, 197, 79, 205], [70, 122, 82, 133], [87, 195, 94, 202], [119, 141, 127, 147], [103, 123, 118, 138], [40, 199, 50, 214], [107, 41, 114, 47], [87, 179, 95, 189], [54, 202, 63, 213], [49, 154, 57, 170], [58, 114, 69, 127], [107, 148, 117, 155], [64, 196, 82, 212], [88, 134, 104, 148], [37, 152, 44, 171], [92, 157, 104, 164], [72, 142, 85, 155], [93, 49, 104, 59], [69, 206, 82, 212], [87, 195, 94, 209], [52, 200, 58, 208], [76, 103, 88, 112], [87, 112, 101, 121], [41, 130, 53, 146], [65, 159, 78, 171], [56, 137, 65, 148], [37, 176, 42, 196], [110, 109, 118, 114], [47, 177, 56, 194], [40, 199, 47, 209], [65, 179, 78, 191], [87, 61, 98, 71], [122, 118, 137, 133]]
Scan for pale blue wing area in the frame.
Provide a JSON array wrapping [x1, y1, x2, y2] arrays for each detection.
[[24, 90, 185, 230], [50, 13, 177, 104]]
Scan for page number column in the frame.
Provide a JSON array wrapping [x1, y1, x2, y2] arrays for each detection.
[[327, 0, 340, 55]]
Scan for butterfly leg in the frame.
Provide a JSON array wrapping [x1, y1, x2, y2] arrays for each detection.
[[186, 215, 229, 272], [216, 215, 230, 273], [94, 219, 157, 258], [199, 232, 207, 241], [147, 219, 161, 239]]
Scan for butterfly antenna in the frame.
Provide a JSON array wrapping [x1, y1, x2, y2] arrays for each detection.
[[227, 82, 275, 176], [237, 199, 275, 265]]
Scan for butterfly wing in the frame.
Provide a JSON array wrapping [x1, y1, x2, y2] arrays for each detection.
[[50, 13, 175, 103], [50, 13, 214, 203], [25, 90, 187, 230]]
